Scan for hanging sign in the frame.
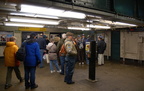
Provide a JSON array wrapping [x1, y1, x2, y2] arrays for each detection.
[[18, 27, 46, 31]]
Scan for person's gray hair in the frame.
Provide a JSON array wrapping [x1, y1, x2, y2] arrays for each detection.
[[62, 33, 66, 39]]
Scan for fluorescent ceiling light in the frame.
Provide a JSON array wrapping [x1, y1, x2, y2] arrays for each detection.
[[87, 15, 102, 19], [10, 13, 59, 19], [4, 22, 44, 28], [87, 25, 111, 29], [20, 4, 86, 19], [99, 20, 113, 24], [86, 20, 93, 23], [8, 16, 59, 25], [114, 22, 137, 26], [10, 13, 35, 17], [60, 11, 86, 19], [68, 27, 90, 30], [35, 15, 59, 19], [100, 20, 137, 26], [21, 4, 64, 16]]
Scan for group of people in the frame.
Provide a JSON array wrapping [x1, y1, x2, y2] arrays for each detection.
[[3, 31, 106, 89]]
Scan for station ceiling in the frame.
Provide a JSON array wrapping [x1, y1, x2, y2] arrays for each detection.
[[0, 0, 144, 31]]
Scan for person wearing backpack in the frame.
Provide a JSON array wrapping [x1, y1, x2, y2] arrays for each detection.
[[57, 33, 66, 75], [3, 36, 23, 89], [23, 32, 42, 89], [97, 35, 106, 66], [64, 32, 77, 84]]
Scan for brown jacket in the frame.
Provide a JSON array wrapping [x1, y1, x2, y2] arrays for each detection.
[[46, 43, 57, 60]]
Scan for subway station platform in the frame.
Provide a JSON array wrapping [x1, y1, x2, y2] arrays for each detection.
[[0, 58, 144, 91]]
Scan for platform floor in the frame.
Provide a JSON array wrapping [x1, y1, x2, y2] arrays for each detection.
[[0, 58, 144, 91]]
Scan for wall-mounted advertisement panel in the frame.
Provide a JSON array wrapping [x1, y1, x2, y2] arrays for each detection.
[[0, 31, 13, 46]]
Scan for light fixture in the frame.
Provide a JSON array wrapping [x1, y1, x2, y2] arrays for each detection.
[[8, 16, 59, 25], [4, 22, 44, 28], [34, 15, 59, 19], [114, 22, 137, 26], [68, 27, 90, 30], [10, 13, 59, 19], [87, 25, 111, 29], [20, 4, 86, 19], [10, 13, 35, 17], [60, 11, 86, 19]]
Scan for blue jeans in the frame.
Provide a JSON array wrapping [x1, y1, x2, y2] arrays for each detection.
[[49, 60, 60, 71], [39, 49, 45, 68], [60, 56, 66, 74], [24, 66, 36, 88], [64, 56, 76, 83]]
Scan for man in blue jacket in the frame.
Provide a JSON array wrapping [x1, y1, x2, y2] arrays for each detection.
[[23, 32, 42, 89]]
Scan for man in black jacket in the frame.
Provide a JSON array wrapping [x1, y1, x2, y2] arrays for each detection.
[[97, 35, 106, 66], [36, 34, 47, 68]]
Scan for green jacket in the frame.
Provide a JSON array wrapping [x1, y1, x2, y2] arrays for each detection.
[[56, 38, 65, 53]]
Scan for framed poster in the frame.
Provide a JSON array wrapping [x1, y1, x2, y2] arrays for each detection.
[[0, 31, 13, 46]]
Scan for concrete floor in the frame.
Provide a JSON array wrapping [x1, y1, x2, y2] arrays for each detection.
[[0, 58, 144, 91]]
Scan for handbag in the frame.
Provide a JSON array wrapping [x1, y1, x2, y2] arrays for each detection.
[[43, 54, 49, 63]]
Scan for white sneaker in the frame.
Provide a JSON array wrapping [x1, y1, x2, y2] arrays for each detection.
[[50, 71, 53, 73], [57, 70, 61, 73], [82, 62, 84, 64], [50, 70, 55, 73]]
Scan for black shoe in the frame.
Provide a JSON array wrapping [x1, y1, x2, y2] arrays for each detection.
[[31, 84, 38, 89], [67, 81, 75, 84], [5, 84, 12, 89], [25, 86, 30, 89], [20, 78, 24, 82], [60, 72, 64, 75]]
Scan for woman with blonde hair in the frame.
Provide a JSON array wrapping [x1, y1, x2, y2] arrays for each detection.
[[3, 36, 23, 89]]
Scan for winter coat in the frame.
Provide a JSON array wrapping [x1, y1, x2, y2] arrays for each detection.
[[97, 40, 106, 54], [3, 42, 20, 67], [36, 38, 47, 50], [24, 39, 42, 66], [56, 38, 65, 53], [65, 38, 77, 56], [46, 43, 57, 60]]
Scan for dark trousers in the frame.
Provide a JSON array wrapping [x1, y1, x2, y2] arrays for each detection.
[[64, 56, 76, 83], [6, 66, 22, 85], [78, 49, 85, 63], [24, 66, 36, 88]]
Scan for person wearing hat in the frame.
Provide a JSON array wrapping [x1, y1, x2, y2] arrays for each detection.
[[97, 35, 106, 66], [77, 34, 86, 65], [23, 32, 42, 89], [64, 32, 77, 84]]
